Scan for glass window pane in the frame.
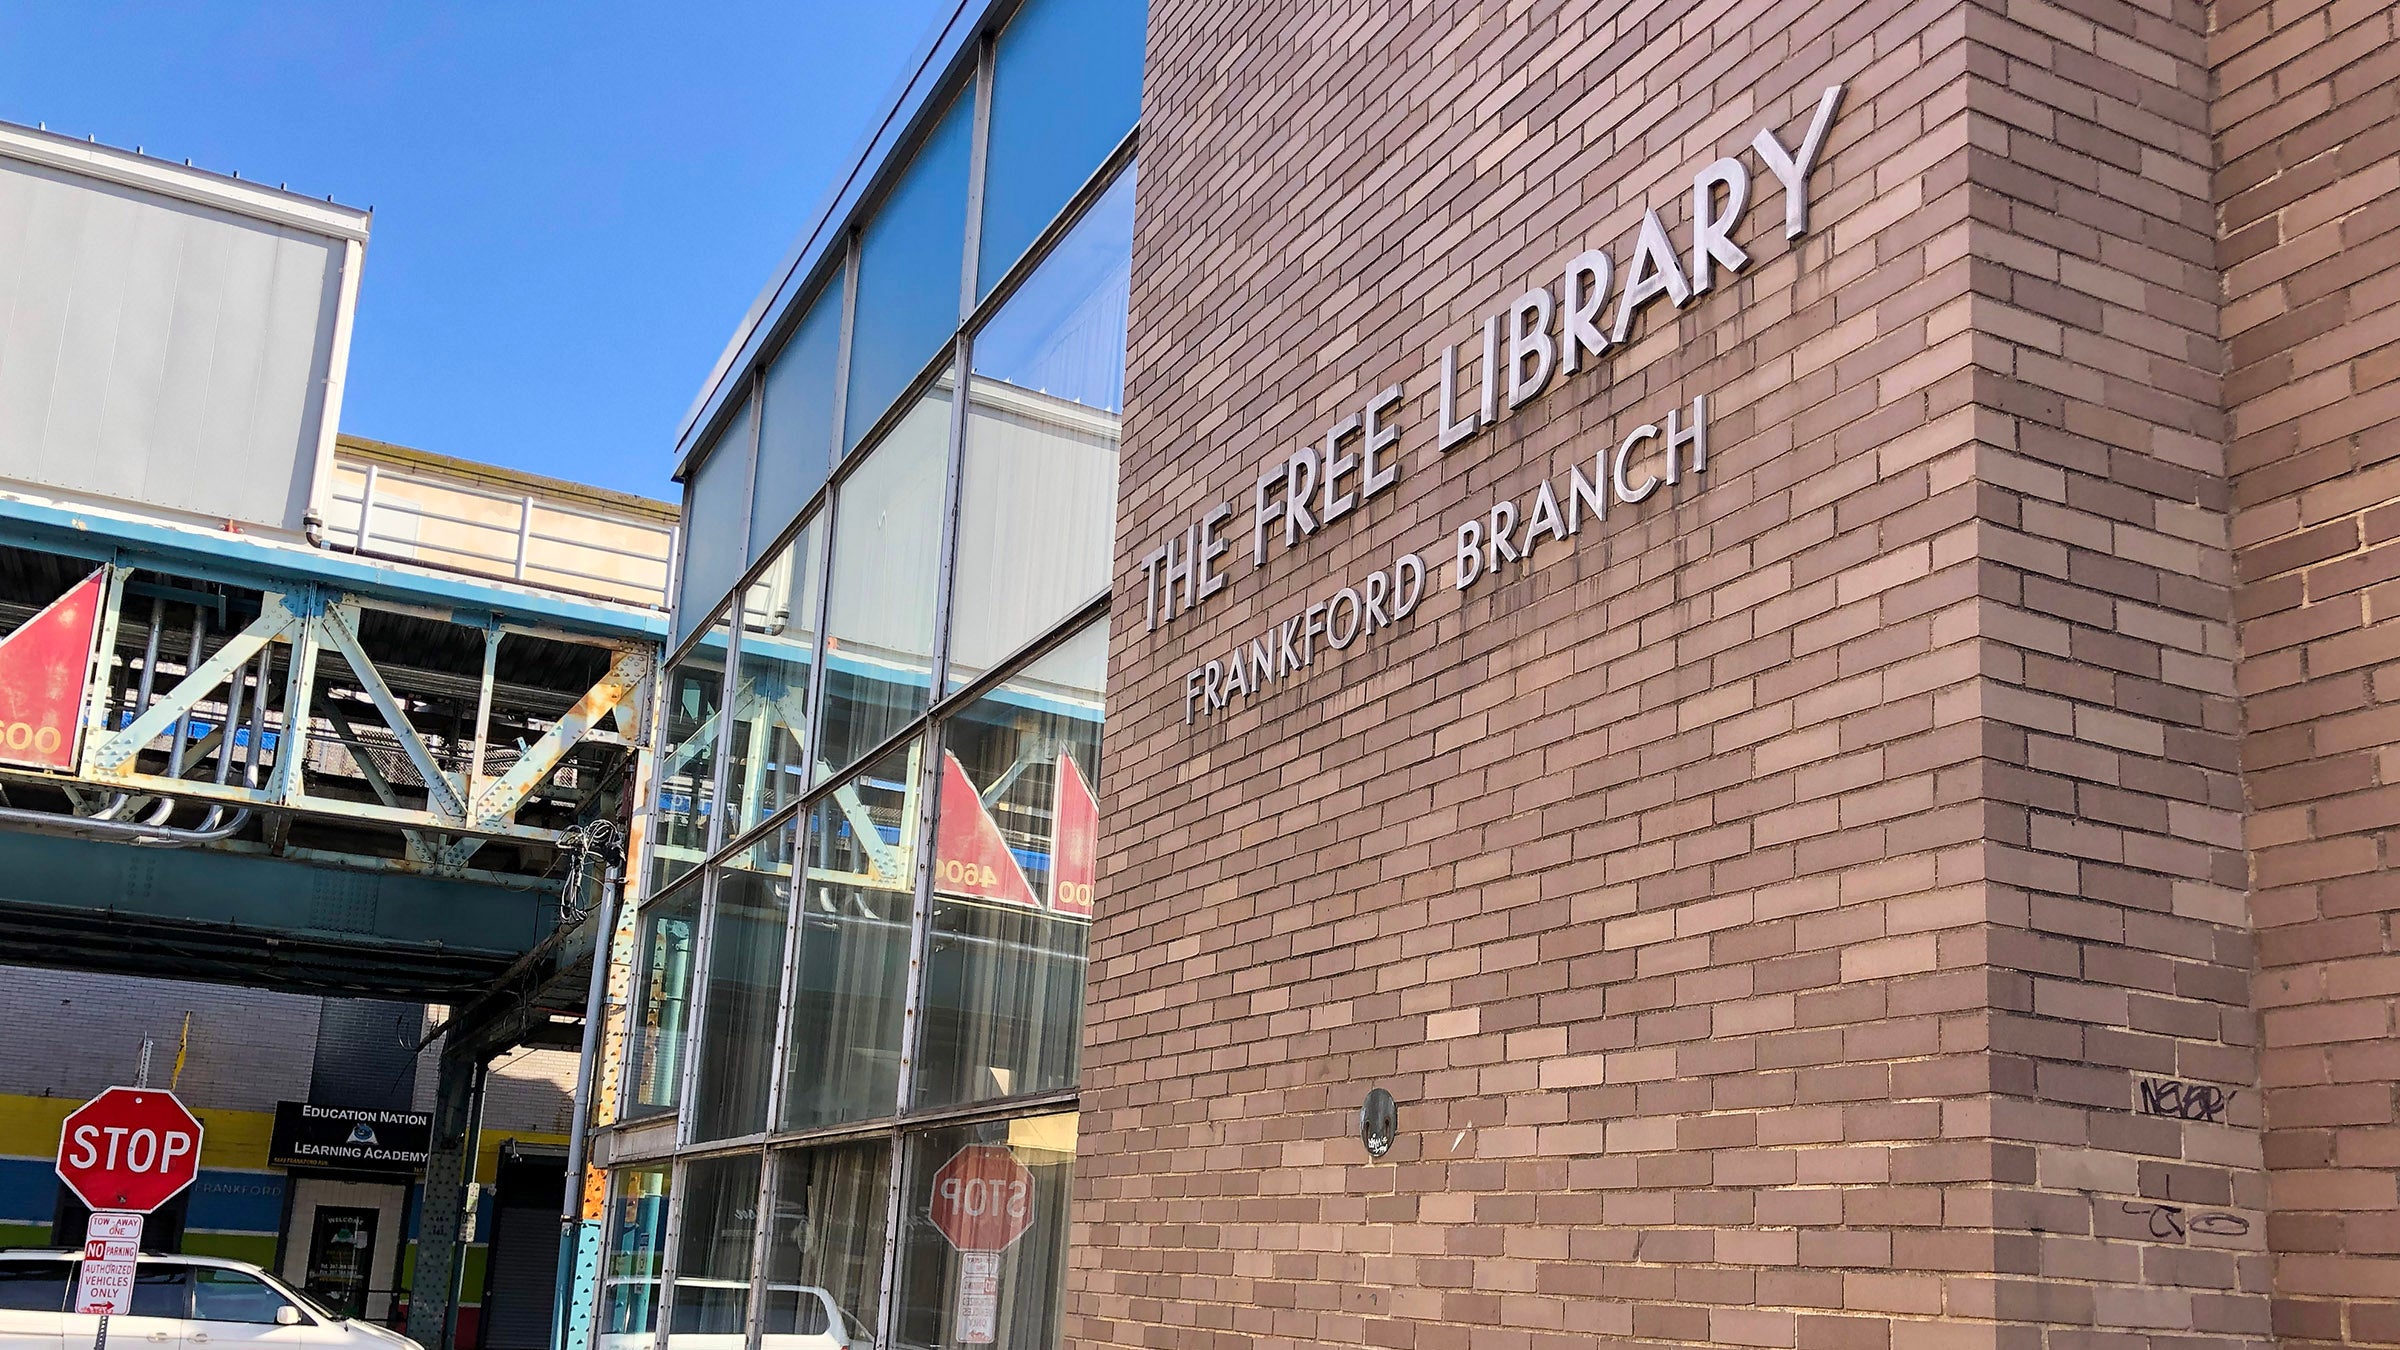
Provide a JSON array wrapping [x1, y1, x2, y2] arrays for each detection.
[[602, 1166, 671, 1350], [845, 89, 973, 453], [129, 1267, 190, 1320], [0, 1261, 70, 1312], [781, 739, 919, 1130], [728, 517, 824, 839], [678, 392, 756, 645], [667, 1152, 761, 1350], [948, 172, 1130, 690], [623, 880, 702, 1119], [192, 1269, 288, 1325], [916, 623, 1105, 1110], [690, 866, 793, 1142], [652, 608, 731, 893], [819, 382, 950, 778], [762, 1143, 889, 1350], [752, 278, 843, 563], [977, 0, 1147, 298], [892, 1114, 1076, 1350]]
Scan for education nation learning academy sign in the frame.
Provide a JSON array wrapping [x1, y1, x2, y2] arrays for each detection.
[[1137, 86, 1847, 726]]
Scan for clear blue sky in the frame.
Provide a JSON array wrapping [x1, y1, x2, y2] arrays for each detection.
[[0, 1, 956, 502]]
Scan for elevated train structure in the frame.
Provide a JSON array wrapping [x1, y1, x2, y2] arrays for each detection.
[[0, 118, 667, 1348]]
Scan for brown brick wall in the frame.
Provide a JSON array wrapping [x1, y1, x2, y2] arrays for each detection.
[[1070, 0, 2376, 1343], [2216, 0, 2400, 1338], [1966, 0, 2273, 1340]]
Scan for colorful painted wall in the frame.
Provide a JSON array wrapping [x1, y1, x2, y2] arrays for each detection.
[[0, 1089, 567, 1337], [0, 964, 583, 1343]]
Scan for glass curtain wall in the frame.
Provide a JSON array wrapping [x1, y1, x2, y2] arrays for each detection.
[[727, 517, 823, 838], [614, 1, 1144, 1346], [602, 1167, 671, 1350], [762, 1143, 889, 1349], [666, 1153, 762, 1350], [624, 879, 702, 1119]]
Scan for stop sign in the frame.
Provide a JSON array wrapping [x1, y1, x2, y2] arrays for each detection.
[[927, 1145, 1033, 1252], [55, 1088, 204, 1214]]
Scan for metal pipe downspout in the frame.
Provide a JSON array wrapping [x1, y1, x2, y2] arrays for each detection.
[[166, 609, 202, 777], [192, 638, 248, 832], [552, 850, 626, 1350], [129, 609, 206, 829], [94, 599, 168, 822]]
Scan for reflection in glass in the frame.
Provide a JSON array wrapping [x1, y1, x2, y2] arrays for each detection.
[[752, 278, 843, 565], [623, 883, 701, 1119], [689, 868, 794, 1143], [949, 171, 1131, 690], [679, 394, 756, 646], [667, 1152, 761, 1350], [978, 0, 1148, 298], [846, 89, 972, 454], [727, 516, 823, 840], [917, 624, 1105, 1110], [762, 1144, 889, 1350], [782, 740, 919, 1130], [892, 1114, 1076, 1350], [653, 610, 731, 894], [601, 1166, 670, 1350], [819, 383, 950, 778]]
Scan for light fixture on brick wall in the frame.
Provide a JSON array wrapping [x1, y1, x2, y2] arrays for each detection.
[[1359, 1088, 1398, 1159]]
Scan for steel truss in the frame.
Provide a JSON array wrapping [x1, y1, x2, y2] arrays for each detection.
[[0, 562, 654, 878]]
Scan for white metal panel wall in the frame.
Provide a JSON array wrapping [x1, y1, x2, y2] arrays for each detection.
[[0, 155, 346, 533]]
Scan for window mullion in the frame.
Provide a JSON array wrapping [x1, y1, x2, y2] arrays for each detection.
[[652, 1157, 688, 1350], [761, 823, 805, 1136], [959, 32, 995, 321], [743, 1145, 774, 1350], [673, 869, 720, 1148]]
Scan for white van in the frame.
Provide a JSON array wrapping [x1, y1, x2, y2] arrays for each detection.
[[0, 1252, 423, 1350]]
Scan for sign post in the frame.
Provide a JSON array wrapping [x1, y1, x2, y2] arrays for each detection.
[[55, 1089, 204, 1350], [926, 1145, 1034, 1346]]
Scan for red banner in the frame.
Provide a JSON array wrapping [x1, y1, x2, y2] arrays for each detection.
[[0, 569, 103, 771], [1050, 753, 1096, 918], [933, 750, 1040, 910]]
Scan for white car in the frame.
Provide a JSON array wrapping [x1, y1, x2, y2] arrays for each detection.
[[0, 1251, 424, 1350], [657, 1279, 869, 1350]]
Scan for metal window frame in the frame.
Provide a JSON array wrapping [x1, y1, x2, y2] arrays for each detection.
[[695, 134, 1136, 679], [719, 519, 825, 847], [615, 869, 707, 1125], [596, 1161, 674, 1349], [639, 47, 1137, 1350], [653, 1145, 767, 1350], [671, 866, 719, 1152], [650, 1151, 688, 1350]]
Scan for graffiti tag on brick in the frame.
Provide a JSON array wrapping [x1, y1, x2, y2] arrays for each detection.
[[2134, 1077, 2237, 1123], [2121, 1202, 2250, 1241]]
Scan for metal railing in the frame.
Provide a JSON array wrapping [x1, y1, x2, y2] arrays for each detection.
[[321, 458, 678, 609]]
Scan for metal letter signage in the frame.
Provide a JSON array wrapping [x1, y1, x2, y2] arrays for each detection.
[[1145, 87, 1849, 727], [0, 568, 105, 770]]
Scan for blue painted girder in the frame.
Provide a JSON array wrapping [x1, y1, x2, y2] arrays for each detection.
[[0, 827, 557, 998]]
